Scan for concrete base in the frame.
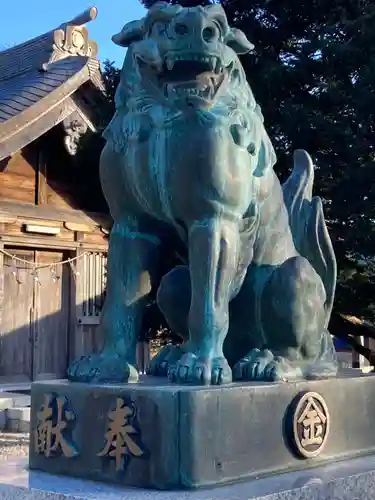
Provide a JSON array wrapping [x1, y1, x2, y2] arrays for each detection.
[[0, 393, 31, 432], [6, 408, 30, 433], [3, 454, 375, 499], [29, 372, 375, 490]]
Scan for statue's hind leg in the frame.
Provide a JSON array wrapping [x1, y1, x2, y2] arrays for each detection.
[[147, 265, 191, 376], [233, 256, 337, 382], [67, 215, 161, 384]]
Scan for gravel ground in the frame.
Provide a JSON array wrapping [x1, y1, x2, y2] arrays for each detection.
[[0, 432, 29, 458]]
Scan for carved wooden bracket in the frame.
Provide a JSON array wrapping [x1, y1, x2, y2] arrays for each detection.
[[62, 112, 88, 156], [42, 7, 99, 70]]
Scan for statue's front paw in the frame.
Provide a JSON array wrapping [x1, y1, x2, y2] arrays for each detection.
[[67, 354, 138, 384], [168, 353, 232, 386]]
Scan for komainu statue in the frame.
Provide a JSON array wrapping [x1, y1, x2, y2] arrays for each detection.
[[67, 1, 338, 385]]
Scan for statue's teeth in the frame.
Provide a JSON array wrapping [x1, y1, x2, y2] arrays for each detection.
[[211, 74, 221, 87], [166, 58, 174, 70]]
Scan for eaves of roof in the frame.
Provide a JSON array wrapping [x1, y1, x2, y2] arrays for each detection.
[[0, 7, 105, 160]]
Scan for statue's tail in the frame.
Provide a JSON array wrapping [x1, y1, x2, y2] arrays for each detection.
[[282, 150, 337, 329]]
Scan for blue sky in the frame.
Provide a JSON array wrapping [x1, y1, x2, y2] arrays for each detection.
[[0, 0, 147, 67]]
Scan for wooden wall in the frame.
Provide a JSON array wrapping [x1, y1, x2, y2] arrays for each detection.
[[0, 148, 37, 204], [0, 245, 107, 381], [0, 121, 110, 381], [1, 216, 108, 249], [69, 249, 105, 362], [0, 248, 71, 380], [0, 125, 108, 216], [38, 126, 107, 213], [37, 128, 80, 210], [0, 241, 158, 380]]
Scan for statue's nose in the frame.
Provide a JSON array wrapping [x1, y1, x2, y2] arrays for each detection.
[[173, 15, 220, 43]]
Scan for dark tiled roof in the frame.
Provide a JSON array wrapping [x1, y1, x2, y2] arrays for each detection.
[[0, 32, 54, 83], [0, 56, 89, 123]]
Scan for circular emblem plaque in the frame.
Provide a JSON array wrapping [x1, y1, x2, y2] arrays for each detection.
[[290, 391, 330, 459]]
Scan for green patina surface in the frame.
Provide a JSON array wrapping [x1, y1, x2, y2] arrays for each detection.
[[67, 2, 337, 385]]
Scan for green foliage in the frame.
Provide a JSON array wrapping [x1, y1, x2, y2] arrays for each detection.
[[225, 0, 375, 326], [101, 60, 121, 115]]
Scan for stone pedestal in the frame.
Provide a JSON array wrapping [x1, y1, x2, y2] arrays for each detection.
[[3, 454, 375, 500], [29, 372, 375, 490]]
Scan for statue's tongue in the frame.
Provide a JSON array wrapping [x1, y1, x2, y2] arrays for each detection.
[[164, 70, 223, 104]]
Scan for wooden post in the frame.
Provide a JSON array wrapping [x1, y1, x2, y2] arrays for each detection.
[[143, 341, 151, 372], [352, 336, 372, 372], [69, 248, 85, 362], [136, 341, 151, 374]]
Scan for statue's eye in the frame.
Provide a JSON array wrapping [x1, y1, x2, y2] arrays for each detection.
[[212, 16, 227, 38], [213, 21, 223, 38]]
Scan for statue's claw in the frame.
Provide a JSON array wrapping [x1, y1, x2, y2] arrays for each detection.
[[168, 352, 232, 386], [67, 353, 138, 384], [147, 345, 185, 377], [233, 348, 301, 382]]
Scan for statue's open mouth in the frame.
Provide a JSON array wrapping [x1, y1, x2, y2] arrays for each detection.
[[159, 53, 232, 104]]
